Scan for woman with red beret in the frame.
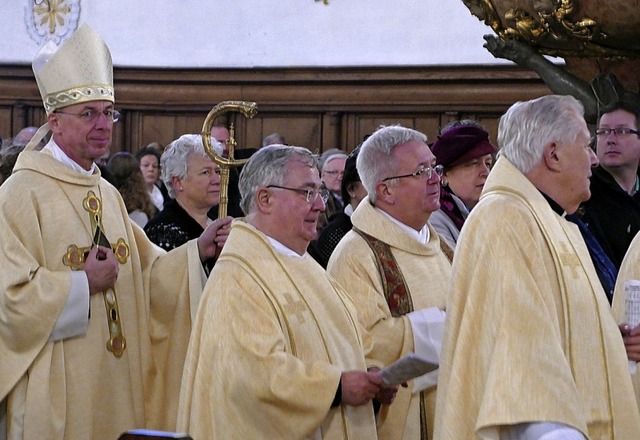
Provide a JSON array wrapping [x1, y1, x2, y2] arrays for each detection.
[[429, 123, 497, 248]]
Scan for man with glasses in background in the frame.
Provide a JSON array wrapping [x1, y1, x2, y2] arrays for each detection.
[[0, 25, 231, 440], [178, 144, 396, 439], [317, 149, 348, 231], [328, 125, 451, 440], [582, 101, 640, 271]]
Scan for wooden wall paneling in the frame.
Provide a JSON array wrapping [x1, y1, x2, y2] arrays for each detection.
[[414, 114, 443, 142], [111, 116, 125, 153], [0, 64, 551, 155], [0, 107, 12, 138], [243, 116, 264, 150], [320, 112, 341, 153], [250, 111, 324, 152]]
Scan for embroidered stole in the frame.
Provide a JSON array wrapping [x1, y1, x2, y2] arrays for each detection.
[[352, 227, 428, 438]]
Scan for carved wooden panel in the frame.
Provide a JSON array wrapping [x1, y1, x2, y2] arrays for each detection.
[[0, 65, 549, 155]]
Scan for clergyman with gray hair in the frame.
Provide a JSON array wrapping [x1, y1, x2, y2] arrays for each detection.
[[328, 124, 451, 440], [178, 144, 397, 439], [435, 94, 640, 439]]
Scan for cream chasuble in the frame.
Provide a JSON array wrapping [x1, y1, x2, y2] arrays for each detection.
[[0, 150, 205, 440], [434, 157, 640, 440], [177, 220, 378, 440], [613, 233, 640, 411], [328, 198, 451, 440]]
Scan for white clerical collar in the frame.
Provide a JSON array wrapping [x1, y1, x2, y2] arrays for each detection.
[[375, 207, 430, 244], [43, 139, 97, 176], [266, 236, 305, 258], [344, 204, 355, 216]]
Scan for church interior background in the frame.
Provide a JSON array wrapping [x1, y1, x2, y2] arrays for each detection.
[[0, 0, 553, 155]]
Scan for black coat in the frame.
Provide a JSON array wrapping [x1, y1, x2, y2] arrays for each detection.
[[582, 166, 640, 268]]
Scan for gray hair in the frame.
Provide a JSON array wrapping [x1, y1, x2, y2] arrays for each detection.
[[239, 145, 319, 214], [161, 134, 222, 198], [356, 125, 428, 202], [319, 148, 348, 172], [262, 132, 286, 147], [498, 95, 586, 174]]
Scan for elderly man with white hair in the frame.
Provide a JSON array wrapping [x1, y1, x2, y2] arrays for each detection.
[[435, 95, 640, 440]]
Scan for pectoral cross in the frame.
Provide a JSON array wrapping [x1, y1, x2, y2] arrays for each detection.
[[61, 190, 130, 357]]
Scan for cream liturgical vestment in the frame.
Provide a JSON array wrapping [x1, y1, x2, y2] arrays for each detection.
[[0, 149, 205, 439], [327, 198, 451, 440], [434, 157, 640, 440], [177, 220, 378, 440], [612, 234, 640, 411]]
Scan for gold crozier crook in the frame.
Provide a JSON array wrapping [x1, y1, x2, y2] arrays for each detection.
[[201, 101, 258, 218]]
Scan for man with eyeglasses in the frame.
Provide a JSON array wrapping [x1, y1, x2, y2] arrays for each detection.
[[581, 101, 640, 272], [0, 25, 231, 440], [328, 125, 451, 440], [178, 144, 396, 439], [434, 95, 640, 439], [317, 149, 348, 232]]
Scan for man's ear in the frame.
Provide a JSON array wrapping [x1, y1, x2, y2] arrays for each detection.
[[171, 175, 183, 192], [48, 113, 60, 133], [255, 187, 272, 213], [543, 141, 562, 172], [375, 181, 394, 205]]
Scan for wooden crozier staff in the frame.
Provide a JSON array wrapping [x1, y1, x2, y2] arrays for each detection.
[[201, 101, 258, 218]]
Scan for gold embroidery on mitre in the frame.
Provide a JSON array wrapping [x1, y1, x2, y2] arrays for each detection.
[[44, 84, 114, 114], [32, 24, 114, 114]]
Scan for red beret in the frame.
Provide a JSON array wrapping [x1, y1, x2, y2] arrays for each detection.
[[431, 125, 497, 168]]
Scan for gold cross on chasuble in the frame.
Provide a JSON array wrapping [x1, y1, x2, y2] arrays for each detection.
[[61, 190, 130, 357], [283, 293, 307, 323], [559, 241, 581, 279]]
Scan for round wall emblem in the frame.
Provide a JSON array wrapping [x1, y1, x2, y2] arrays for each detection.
[[25, 0, 81, 46]]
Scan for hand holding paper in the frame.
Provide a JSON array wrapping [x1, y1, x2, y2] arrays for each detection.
[[380, 352, 438, 386]]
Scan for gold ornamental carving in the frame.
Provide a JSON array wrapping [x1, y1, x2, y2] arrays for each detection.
[[464, 0, 640, 58]]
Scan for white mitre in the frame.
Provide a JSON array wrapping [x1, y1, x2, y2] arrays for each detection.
[[33, 24, 114, 115]]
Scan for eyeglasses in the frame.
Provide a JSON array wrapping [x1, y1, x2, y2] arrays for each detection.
[[595, 127, 640, 137], [55, 109, 121, 124], [267, 185, 330, 203], [382, 164, 444, 182], [323, 170, 344, 177]]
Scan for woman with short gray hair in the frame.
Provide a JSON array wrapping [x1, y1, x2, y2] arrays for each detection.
[[144, 134, 225, 263]]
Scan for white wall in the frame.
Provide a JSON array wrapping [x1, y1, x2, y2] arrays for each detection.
[[0, 0, 510, 68]]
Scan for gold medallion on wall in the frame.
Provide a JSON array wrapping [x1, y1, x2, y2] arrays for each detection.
[[25, 0, 81, 45]]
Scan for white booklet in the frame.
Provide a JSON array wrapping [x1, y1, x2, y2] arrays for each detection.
[[380, 352, 438, 386]]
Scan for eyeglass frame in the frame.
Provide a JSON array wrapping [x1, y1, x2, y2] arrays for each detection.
[[595, 127, 640, 137], [382, 164, 444, 182], [323, 170, 344, 177], [55, 109, 121, 124], [266, 185, 330, 204]]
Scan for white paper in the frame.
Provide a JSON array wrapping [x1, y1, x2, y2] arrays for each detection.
[[380, 352, 438, 386], [624, 280, 640, 375]]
